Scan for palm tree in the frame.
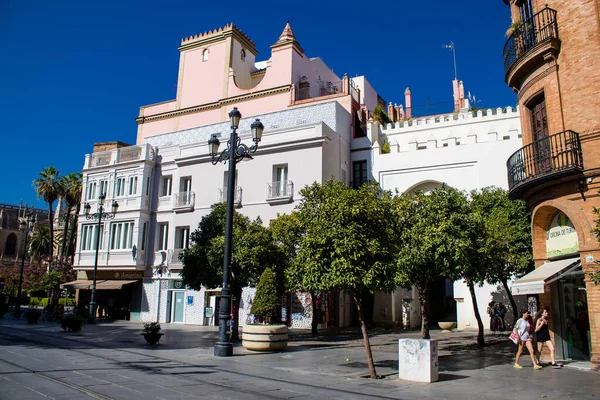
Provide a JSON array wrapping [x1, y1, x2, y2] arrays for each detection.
[[33, 166, 60, 260], [28, 224, 52, 259], [63, 172, 82, 261]]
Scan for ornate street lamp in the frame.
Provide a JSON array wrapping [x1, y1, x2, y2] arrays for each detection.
[[208, 107, 264, 357], [84, 193, 119, 323], [15, 212, 35, 318]]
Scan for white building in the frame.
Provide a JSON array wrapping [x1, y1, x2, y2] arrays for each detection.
[[67, 22, 525, 332]]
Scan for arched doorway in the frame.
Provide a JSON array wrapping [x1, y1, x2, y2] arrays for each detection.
[[5, 233, 17, 256], [516, 206, 590, 362]]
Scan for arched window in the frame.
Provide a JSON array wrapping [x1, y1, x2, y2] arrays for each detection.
[[241, 49, 246, 62], [5, 233, 17, 256], [202, 49, 209, 62]]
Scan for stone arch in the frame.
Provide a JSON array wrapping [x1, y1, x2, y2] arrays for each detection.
[[531, 199, 594, 260], [5, 233, 17, 256], [404, 180, 444, 194]]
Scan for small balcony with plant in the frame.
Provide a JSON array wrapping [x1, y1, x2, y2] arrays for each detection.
[[506, 130, 583, 199], [503, 6, 560, 90]]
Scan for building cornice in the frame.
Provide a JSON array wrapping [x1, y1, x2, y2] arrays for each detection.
[[136, 85, 292, 125]]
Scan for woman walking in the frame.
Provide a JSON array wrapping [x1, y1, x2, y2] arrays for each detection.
[[514, 310, 542, 370], [535, 308, 562, 368]]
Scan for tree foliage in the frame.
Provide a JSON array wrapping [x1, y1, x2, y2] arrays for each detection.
[[251, 268, 281, 323], [393, 186, 470, 340], [470, 187, 532, 321], [180, 202, 276, 340], [372, 104, 391, 125], [288, 179, 398, 378]]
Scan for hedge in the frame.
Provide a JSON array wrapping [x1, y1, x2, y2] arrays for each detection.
[[27, 297, 77, 307]]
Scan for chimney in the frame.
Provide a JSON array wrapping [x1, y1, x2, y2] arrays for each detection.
[[404, 88, 412, 119], [453, 79, 465, 113], [397, 104, 405, 120], [387, 102, 397, 122]]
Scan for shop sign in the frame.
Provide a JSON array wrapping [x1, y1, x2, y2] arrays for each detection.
[[205, 307, 214, 318], [546, 212, 578, 258], [512, 282, 545, 295], [113, 271, 144, 280]]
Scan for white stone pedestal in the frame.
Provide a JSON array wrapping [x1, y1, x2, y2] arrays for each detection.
[[398, 339, 439, 383]]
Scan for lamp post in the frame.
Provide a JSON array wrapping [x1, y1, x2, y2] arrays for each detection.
[[15, 212, 35, 318], [208, 107, 264, 357], [83, 193, 119, 323]]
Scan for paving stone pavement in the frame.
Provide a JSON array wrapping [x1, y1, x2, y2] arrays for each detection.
[[0, 317, 597, 399]]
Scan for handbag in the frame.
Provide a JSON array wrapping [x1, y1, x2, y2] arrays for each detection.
[[509, 330, 519, 344]]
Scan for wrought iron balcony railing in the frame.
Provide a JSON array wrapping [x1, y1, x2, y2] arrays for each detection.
[[507, 130, 583, 196], [266, 180, 294, 199], [217, 186, 242, 205], [173, 191, 195, 208], [503, 7, 558, 73]]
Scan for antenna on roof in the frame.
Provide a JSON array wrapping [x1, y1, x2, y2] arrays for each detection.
[[443, 42, 457, 80]]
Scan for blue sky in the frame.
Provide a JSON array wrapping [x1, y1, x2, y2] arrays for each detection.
[[0, 0, 513, 208]]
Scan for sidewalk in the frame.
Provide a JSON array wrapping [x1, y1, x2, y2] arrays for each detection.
[[0, 317, 598, 399]]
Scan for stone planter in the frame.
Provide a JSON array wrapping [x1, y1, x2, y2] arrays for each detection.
[[398, 338, 439, 383], [242, 324, 288, 351], [438, 321, 457, 332], [142, 332, 163, 345]]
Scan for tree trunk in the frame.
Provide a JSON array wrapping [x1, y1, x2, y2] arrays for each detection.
[[418, 286, 430, 339], [230, 286, 243, 342], [66, 203, 80, 263], [310, 291, 318, 336], [502, 279, 519, 325], [353, 291, 377, 379], [48, 203, 54, 262], [467, 279, 485, 347], [60, 207, 72, 259]]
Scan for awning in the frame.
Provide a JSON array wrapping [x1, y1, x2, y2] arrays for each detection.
[[60, 280, 139, 290], [511, 257, 580, 295]]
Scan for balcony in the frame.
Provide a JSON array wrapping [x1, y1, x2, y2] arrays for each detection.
[[503, 7, 560, 89], [266, 180, 294, 204], [170, 248, 184, 265], [173, 191, 195, 213], [217, 186, 242, 207], [507, 130, 583, 199]]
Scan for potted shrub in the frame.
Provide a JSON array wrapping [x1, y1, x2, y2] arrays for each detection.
[[24, 309, 41, 324], [59, 313, 86, 332], [242, 268, 288, 351], [142, 321, 163, 345]]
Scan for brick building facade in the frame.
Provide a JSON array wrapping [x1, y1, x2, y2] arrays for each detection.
[[503, 0, 600, 369]]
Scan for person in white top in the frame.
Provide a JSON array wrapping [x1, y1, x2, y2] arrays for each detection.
[[513, 309, 542, 370]]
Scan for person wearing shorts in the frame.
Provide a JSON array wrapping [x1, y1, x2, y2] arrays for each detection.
[[514, 310, 542, 370], [535, 308, 562, 368]]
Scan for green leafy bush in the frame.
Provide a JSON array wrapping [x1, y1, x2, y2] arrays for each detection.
[[28, 297, 76, 307], [251, 268, 281, 323]]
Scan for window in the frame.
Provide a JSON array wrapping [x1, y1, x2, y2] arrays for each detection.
[[202, 48, 209, 62], [161, 176, 172, 196], [129, 176, 138, 195], [145, 177, 151, 196], [352, 160, 368, 188], [99, 180, 108, 197], [86, 182, 97, 200], [518, 0, 534, 22], [175, 226, 190, 249], [223, 171, 238, 188], [81, 224, 103, 251], [140, 222, 147, 251], [110, 221, 134, 250], [157, 223, 169, 250], [180, 177, 192, 193], [272, 165, 288, 197], [115, 177, 126, 197], [241, 49, 246, 61]]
